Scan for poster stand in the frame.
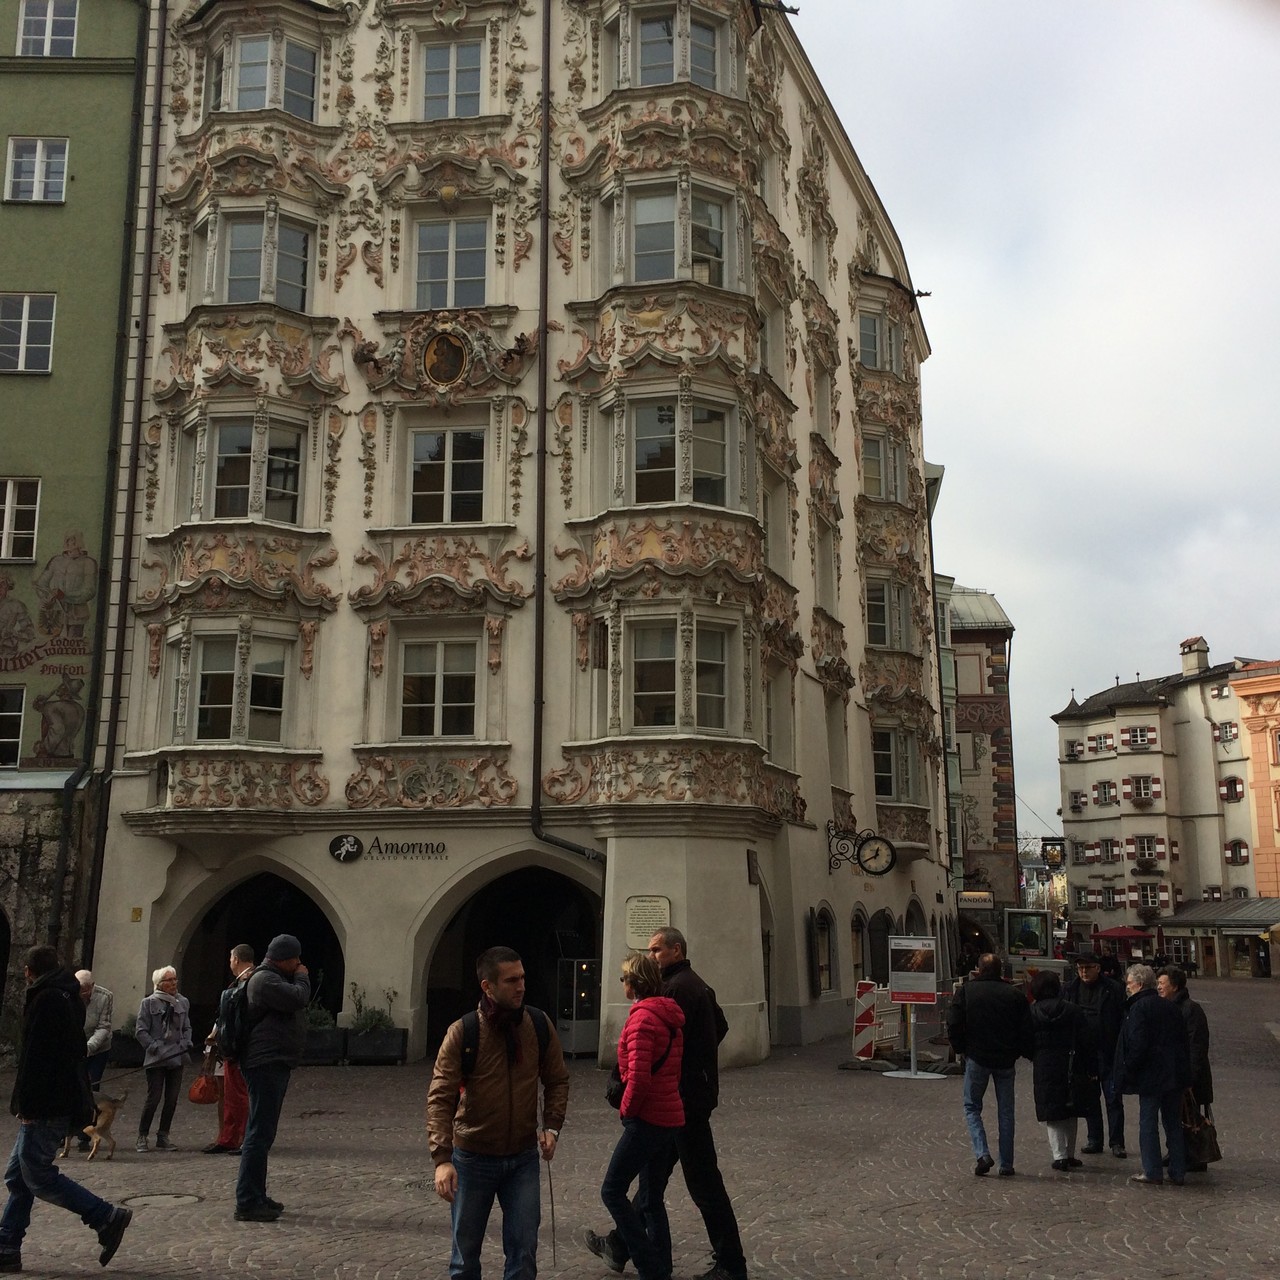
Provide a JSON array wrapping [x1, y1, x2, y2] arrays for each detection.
[[883, 935, 945, 1082], [883, 1004, 944, 1081]]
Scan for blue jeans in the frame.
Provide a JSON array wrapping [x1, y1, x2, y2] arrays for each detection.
[[1138, 1091, 1185, 1181], [450, 1146, 540, 1280], [601, 1119, 677, 1280], [0, 1118, 113, 1253], [962, 1059, 1016, 1169], [236, 1064, 291, 1210]]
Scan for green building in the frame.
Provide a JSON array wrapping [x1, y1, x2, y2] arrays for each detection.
[[0, 0, 144, 1022]]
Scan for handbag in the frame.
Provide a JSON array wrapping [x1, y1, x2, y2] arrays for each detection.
[[605, 1026, 677, 1110], [1180, 1090, 1222, 1164], [188, 1067, 218, 1106]]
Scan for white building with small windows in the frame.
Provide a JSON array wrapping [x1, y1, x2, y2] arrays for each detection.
[[1054, 636, 1273, 977], [91, 0, 953, 1057]]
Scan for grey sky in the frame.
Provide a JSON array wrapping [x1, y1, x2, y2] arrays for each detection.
[[789, 0, 1280, 838]]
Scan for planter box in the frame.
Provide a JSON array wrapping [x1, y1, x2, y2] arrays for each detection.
[[109, 1030, 144, 1067], [302, 1027, 347, 1066], [345, 1028, 407, 1065]]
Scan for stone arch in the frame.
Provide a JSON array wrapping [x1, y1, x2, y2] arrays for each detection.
[[904, 897, 927, 936]]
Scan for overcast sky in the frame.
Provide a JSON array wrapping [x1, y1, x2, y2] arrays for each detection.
[[789, 0, 1280, 838]]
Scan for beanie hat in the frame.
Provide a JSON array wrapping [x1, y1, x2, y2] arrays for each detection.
[[265, 934, 302, 961]]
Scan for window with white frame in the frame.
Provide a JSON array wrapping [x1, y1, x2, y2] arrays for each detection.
[[628, 187, 731, 286], [1133, 834, 1157, 858], [207, 420, 304, 523], [815, 909, 833, 992], [632, 191, 675, 282], [812, 366, 832, 440], [1225, 839, 1249, 866], [691, 194, 725, 286], [1128, 725, 1152, 747], [415, 217, 487, 309], [216, 215, 310, 311], [872, 727, 915, 802], [409, 426, 485, 523], [1139, 883, 1159, 908], [1071, 841, 1087, 866], [1221, 775, 1244, 802], [179, 633, 290, 744], [1215, 721, 1239, 742], [423, 39, 482, 119], [207, 33, 317, 120], [857, 310, 903, 374], [691, 405, 727, 503], [1099, 837, 1119, 862], [629, 398, 738, 509], [18, 0, 75, 55], [1103, 887, 1122, 909], [633, 401, 676, 503], [1132, 774, 1154, 801], [0, 293, 55, 372], [935, 598, 950, 648], [0, 478, 39, 559], [861, 434, 904, 502], [764, 665, 792, 767], [1073, 886, 1089, 910], [625, 9, 720, 90], [814, 516, 836, 611], [760, 465, 789, 574], [825, 692, 847, 787], [0, 688, 23, 765], [5, 137, 66, 202], [866, 579, 910, 650], [1096, 780, 1116, 805], [630, 618, 733, 732], [400, 637, 478, 737]]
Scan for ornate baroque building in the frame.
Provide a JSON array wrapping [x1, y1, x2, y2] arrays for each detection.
[[94, 0, 950, 1055]]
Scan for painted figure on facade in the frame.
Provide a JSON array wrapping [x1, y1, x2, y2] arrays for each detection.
[[33, 677, 86, 759], [34, 531, 97, 639], [0, 574, 36, 658]]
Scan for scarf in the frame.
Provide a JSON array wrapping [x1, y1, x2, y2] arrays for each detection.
[[480, 994, 524, 1066]]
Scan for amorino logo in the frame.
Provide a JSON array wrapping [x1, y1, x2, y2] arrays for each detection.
[[329, 835, 449, 862]]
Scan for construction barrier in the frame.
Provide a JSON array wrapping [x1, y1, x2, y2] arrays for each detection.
[[873, 986, 902, 1049], [852, 980, 877, 1059]]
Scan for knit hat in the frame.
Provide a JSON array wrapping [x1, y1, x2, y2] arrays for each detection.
[[265, 934, 302, 961]]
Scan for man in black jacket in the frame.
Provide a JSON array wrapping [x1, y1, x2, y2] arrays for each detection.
[[0, 946, 132, 1272], [234, 933, 310, 1222], [946, 953, 1033, 1177], [1063, 953, 1127, 1157], [1158, 966, 1212, 1172], [584, 928, 747, 1280]]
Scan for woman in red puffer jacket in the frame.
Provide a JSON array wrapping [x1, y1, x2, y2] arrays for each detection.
[[600, 952, 685, 1280]]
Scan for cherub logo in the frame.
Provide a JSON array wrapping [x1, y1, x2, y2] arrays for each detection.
[[329, 834, 364, 863]]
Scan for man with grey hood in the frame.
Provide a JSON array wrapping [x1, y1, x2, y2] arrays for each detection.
[[234, 934, 309, 1223]]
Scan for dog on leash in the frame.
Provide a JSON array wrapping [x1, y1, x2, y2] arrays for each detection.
[[58, 1091, 128, 1162]]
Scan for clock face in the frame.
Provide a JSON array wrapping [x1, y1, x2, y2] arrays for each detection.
[[857, 835, 897, 876]]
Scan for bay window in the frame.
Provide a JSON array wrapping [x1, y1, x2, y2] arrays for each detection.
[[178, 632, 292, 744], [872, 726, 916, 802], [206, 419, 304, 524], [630, 617, 736, 733], [207, 33, 318, 121]]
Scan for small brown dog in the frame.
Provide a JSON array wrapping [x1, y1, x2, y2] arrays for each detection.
[[58, 1091, 128, 1162]]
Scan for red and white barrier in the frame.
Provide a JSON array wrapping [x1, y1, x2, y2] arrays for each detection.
[[852, 980, 877, 1059]]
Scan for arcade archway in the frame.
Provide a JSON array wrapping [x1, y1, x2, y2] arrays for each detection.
[[183, 872, 345, 1040], [867, 909, 893, 984], [423, 866, 599, 1054]]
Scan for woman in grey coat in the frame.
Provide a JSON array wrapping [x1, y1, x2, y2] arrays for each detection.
[[135, 965, 193, 1152]]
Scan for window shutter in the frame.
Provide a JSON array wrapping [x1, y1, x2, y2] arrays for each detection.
[[1212, 723, 1221, 742], [1090, 783, 1099, 803], [1147, 725, 1158, 747], [1152, 776, 1162, 800], [1120, 727, 1131, 747], [1241, 844, 1250, 864], [1085, 843, 1098, 864], [805, 908, 821, 998], [1171, 840, 1179, 861], [1218, 779, 1229, 800], [1127, 884, 1139, 908], [1175, 886, 1184, 904], [1155, 837, 1166, 860], [1158, 883, 1170, 908], [1122, 777, 1133, 801], [1089, 888, 1103, 908], [1106, 732, 1115, 750], [1088, 735, 1097, 753], [1125, 837, 1136, 860]]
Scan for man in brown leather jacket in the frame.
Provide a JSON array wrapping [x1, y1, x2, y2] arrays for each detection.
[[427, 947, 569, 1279]]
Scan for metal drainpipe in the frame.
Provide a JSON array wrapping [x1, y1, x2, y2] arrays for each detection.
[[81, 0, 168, 967], [529, 0, 605, 871]]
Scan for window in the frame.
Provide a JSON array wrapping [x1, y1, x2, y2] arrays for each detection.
[[633, 192, 675, 282], [1096, 780, 1116, 805], [691, 406, 726, 503], [857, 310, 903, 374], [935, 599, 950, 648], [1131, 775, 1153, 801], [1071, 841, 1087, 866], [627, 187, 730, 287], [1225, 840, 1249, 866], [695, 626, 727, 729], [691, 195, 724, 286], [764, 666, 792, 766], [0, 688, 22, 765], [423, 39, 481, 119], [416, 218, 486, 309], [1203, 885, 1222, 902], [410, 427, 485, 523], [401, 639, 477, 737], [0, 294, 55, 372], [1133, 835, 1156, 858], [862, 435, 904, 502], [18, 0, 75, 56], [220, 217, 309, 311], [760, 466, 789, 573], [1213, 721, 1239, 743], [1128, 725, 1152, 747], [872, 727, 915, 802], [690, 19, 717, 88], [1220, 776, 1244, 802], [633, 402, 676, 502], [0, 479, 39, 559], [866, 580, 910, 649], [1232, 886, 1250, 900], [637, 14, 674, 84], [1073, 887, 1090, 910], [209, 420, 303, 523], [631, 619, 732, 732], [814, 517, 836, 611], [1139, 883, 1159, 908], [1069, 790, 1087, 811], [209, 34, 317, 120], [630, 399, 737, 509], [815, 911, 833, 992], [1099, 838, 1119, 863], [812, 367, 832, 440], [187, 635, 289, 743], [1103, 887, 1122, 909], [5, 137, 67, 202]]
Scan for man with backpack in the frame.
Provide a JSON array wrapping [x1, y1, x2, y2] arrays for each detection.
[[233, 935, 310, 1223], [427, 946, 569, 1279]]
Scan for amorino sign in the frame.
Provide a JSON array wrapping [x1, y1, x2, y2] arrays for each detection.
[[328, 834, 448, 863]]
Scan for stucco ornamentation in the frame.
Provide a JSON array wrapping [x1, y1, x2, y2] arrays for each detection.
[[875, 802, 933, 848], [811, 609, 853, 698], [169, 756, 330, 809], [350, 536, 533, 609], [345, 752, 518, 808]]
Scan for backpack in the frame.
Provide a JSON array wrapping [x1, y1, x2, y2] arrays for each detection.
[[217, 966, 267, 1063], [459, 1005, 551, 1084]]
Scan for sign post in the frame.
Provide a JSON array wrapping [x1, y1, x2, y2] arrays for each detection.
[[883, 936, 944, 1082]]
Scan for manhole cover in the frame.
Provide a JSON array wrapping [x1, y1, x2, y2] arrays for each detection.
[[121, 1193, 202, 1207]]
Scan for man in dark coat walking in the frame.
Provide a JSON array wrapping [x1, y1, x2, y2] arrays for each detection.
[[1158, 966, 1213, 1171], [1063, 952, 1127, 1157], [0, 946, 133, 1272], [946, 953, 1034, 1177], [1114, 963, 1191, 1185]]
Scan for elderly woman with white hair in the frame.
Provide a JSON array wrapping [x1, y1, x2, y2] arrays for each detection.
[[134, 965, 193, 1152]]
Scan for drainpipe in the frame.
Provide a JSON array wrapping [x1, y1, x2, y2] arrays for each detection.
[[529, 0, 605, 872], [82, 0, 168, 966]]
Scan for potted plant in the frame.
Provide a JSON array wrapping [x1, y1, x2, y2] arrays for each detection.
[[110, 1014, 144, 1067], [302, 1002, 346, 1066], [345, 983, 407, 1065]]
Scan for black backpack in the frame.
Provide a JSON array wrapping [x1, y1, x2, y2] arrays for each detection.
[[218, 967, 267, 1063], [459, 1005, 551, 1082]]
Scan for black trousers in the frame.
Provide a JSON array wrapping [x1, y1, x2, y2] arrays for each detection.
[[1082, 1068, 1125, 1150], [608, 1110, 746, 1278], [139, 1064, 183, 1138]]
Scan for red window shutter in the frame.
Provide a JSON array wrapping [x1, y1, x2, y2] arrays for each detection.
[[1148, 725, 1158, 746], [1088, 736, 1096, 753], [1218, 779, 1229, 800], [1155, 837, 1166, 860], [1122, 777, 1133, 801], [1175, 886, 1184, 904], [1091, 783, 1099, 803], [1171, 841, 1180, 861], [1127, 885, 1139, 908], [1158, 884, 1170, 908], [1086, 844, 1098, 863], [1120, 727, 1131, 747], [1126, 837, 1136, 860], [1212, 724, 1221, 742], [1107, 733, 1115, 750], [1152, 776, 1162, 799], [1242, 845, 1251, 864]]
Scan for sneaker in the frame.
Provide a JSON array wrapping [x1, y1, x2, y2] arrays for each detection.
[[1111, 1144, 1127, 1159], [1129, 1173, 1162, 1185], [0, 1251, 20, 1274], [234, 1204, 282, 1223], [997, 1166, 1016, 1177], [154, 1134, 176, 1151], [97, 1206, 133, 1266], [974, 1154, 994, 1176], [1081, 1143, 1104, 1155], [579, 1228, 625, 1274], [134, 1137, 148, 1154]]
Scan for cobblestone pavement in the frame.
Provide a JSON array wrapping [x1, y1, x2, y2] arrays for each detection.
[[2, 977, 1277, 1279]]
